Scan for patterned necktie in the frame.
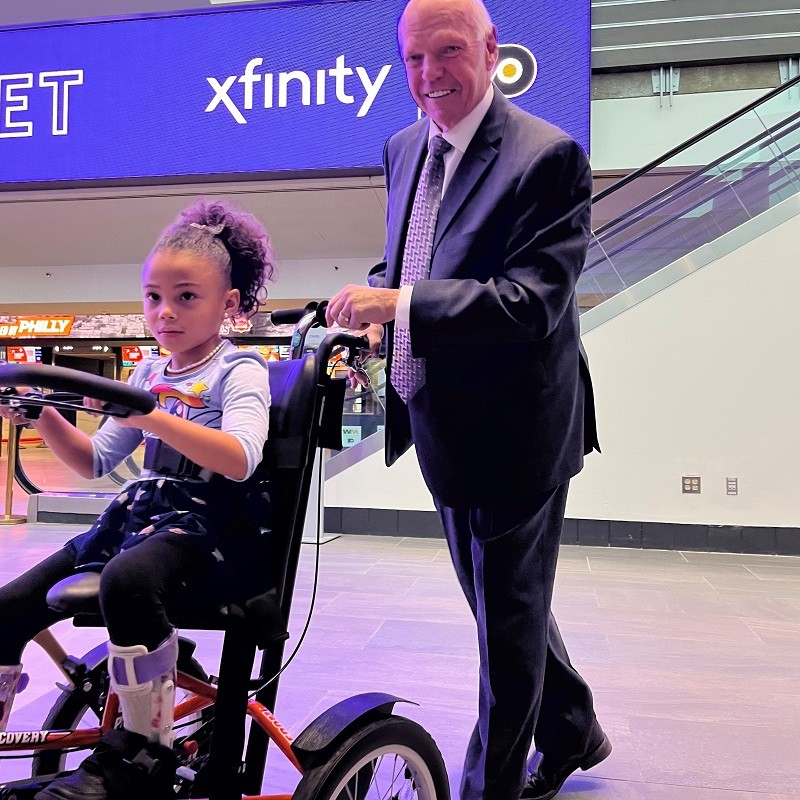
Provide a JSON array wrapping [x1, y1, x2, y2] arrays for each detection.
[[392, 134, 452, 403]]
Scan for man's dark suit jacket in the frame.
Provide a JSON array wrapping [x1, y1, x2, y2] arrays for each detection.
[[369, 89, 598, 510]]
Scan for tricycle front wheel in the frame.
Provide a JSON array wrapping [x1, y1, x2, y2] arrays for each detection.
[[292, 714, 449, 800]]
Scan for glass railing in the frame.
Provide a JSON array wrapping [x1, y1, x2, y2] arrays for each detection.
[[14, 409, 143, 496], [579, 74, 800, 308], [340, 360, 385, 449]]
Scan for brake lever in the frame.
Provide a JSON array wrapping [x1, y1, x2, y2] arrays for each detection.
[[345, 341, 373, 388], [351, 362, 371, 388], [2, 390, 46, 420], [100, 403, 137, 418]]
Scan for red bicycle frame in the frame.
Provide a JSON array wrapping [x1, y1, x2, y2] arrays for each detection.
[[0, 670, 302, 800]]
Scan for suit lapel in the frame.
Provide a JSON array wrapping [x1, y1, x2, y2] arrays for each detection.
[[387, 126, 429, 289], [432, 92, 508, 255]]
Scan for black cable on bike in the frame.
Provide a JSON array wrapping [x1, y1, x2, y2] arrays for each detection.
[[245, 342, 372, 696]]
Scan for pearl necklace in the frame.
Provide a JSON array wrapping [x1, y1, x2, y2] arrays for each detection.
[[165, 340, 226, 376]]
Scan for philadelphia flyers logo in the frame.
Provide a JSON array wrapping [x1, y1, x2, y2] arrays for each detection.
[[493, 44, 537, 98]]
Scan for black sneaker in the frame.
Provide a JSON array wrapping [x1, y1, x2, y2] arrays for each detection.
[[35, 729, 177, 800]]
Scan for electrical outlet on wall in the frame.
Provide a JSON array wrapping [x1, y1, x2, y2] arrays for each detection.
[[682, 476, 701, 494], [726, 477, 738, 495]]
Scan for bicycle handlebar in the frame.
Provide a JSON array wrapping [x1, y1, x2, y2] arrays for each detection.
[[0, 364, 156, 417], [271, 301, 330, 328], [315, 332, 370, 368], [270, 308, 307, 326]]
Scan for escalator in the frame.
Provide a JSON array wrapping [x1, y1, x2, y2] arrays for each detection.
[[579, 72, 800, 322]]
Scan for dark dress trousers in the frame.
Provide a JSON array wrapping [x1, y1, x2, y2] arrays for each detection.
[[369, 89, 601, 800]]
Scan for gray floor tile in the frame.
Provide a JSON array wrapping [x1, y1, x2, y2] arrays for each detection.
[[0, 526, 798, 799]]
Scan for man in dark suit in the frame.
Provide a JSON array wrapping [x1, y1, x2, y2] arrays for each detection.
[[326, 0, 609, 798]]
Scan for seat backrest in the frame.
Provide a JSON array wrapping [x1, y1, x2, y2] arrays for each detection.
[[261, 354, 322, 615]]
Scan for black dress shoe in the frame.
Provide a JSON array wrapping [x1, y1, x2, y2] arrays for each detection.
[[520, 723, 612, 800]]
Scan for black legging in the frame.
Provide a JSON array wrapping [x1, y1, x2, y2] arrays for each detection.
[[0, 545, 76, 664], [0, 533, 221, 663]]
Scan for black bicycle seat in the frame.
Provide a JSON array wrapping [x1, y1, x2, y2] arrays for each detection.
[[46, 572, 101, 615]]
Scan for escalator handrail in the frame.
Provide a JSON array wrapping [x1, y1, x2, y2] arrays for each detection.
[[592, 72, 800, 206], [590, 110, 800, 247], [584, 140, 800, 279], [589, 136, 800, 275]]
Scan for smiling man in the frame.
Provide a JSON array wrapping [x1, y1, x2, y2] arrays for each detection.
[[325, 2, 608, 799]]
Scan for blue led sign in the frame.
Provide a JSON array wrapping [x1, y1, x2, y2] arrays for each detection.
[[0, 0, 589, 185]]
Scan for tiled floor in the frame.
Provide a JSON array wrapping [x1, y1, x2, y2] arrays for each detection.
[[1, 524, 799, 799]]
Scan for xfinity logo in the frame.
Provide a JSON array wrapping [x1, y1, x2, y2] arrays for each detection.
[[0, 71, 84, 138], [205, 56, 392, 124]]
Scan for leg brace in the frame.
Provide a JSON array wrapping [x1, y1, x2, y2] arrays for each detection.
[[107, 628, 178, 747]]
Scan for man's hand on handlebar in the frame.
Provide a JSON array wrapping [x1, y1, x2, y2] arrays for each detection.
[[325, 285, 400, 330]]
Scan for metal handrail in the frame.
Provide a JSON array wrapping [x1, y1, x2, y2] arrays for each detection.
[[589, 114, 800, 252], [592, 72, 800, 206]]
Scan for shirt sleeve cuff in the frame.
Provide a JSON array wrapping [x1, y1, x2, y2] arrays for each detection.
[[395, 285, 413, 329]]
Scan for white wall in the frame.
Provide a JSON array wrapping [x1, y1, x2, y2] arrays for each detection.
[[0, 258, 376, 305], [327, 446, 435, 512], [0, 264, 142, 305], [568, 210, 800, 527], [327, 212, 800, 528], [590, 89, 796, 172]]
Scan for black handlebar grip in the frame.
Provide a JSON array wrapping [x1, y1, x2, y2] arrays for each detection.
[[314, 301, 330, 327], [269, 308, 306, 325], [270, 301, 326, 326]]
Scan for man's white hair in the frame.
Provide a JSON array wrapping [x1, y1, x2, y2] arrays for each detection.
[[397, 0, 496, 52], [469, 0, 494, 39]]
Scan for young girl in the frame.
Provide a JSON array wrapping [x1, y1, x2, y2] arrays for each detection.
[[0, 199, 276, 800]]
